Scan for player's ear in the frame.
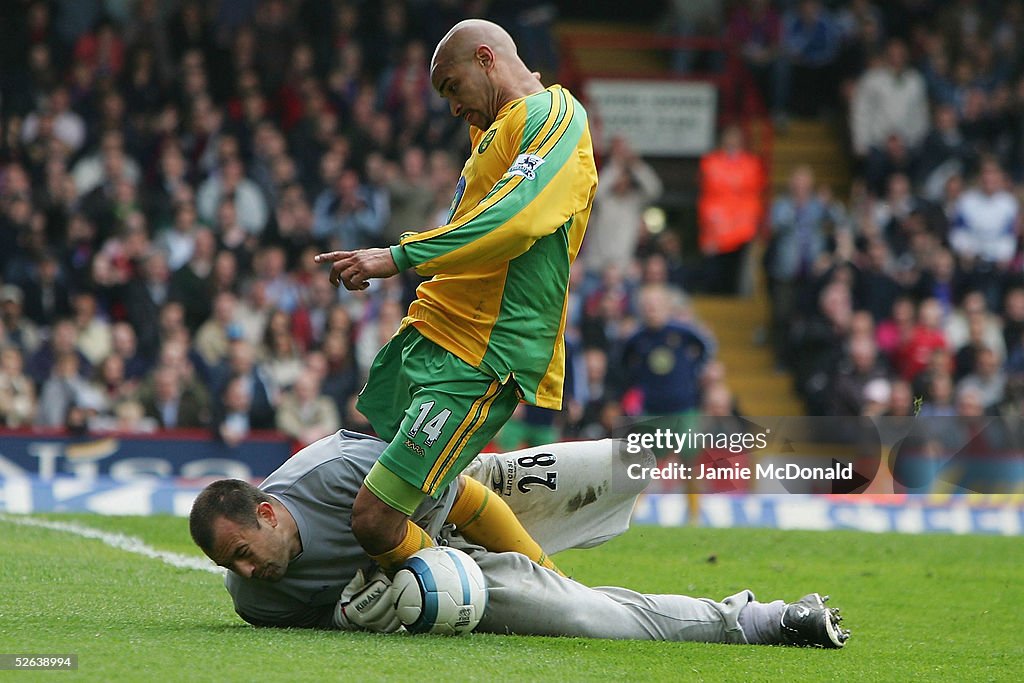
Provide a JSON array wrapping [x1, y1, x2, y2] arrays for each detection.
[[256, 501, 277, 527], [476, 45, 494, 70]]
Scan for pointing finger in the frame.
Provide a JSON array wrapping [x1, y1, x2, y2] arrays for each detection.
[[315, 251, 349, 263]]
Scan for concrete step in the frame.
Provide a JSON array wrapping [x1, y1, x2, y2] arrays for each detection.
[[773, 146, 848, 162], [775, 119, 839, 137], [769, 117, 851, 196], [770, 173, 851, 195], [570, 51, 666, 74], [725, 373, 803, 416], [741, 398, 804, 416], [555, 22, 669, 76], [714, 350, 775, 373], [693, 294, 805, 416]]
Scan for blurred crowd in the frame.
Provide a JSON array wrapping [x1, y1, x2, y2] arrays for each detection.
[[9, 0, 1024, 459], [594, 0, 1024, 426], [743, 0, 1024, 419], [0, 0, 577, 447]]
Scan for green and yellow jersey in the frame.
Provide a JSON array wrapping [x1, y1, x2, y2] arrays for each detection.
[[390, 85, 597, 410]]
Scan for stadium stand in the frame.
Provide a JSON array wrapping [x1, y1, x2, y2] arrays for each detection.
[[2, 0, 1024, 463]]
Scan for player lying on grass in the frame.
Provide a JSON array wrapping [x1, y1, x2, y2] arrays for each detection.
[[188, 431, 850, 647]]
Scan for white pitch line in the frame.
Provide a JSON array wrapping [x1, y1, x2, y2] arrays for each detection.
[[2, 514, 224, 575]]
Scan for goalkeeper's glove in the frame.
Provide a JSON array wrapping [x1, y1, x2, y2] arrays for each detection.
[[332, 567, 402, 632]]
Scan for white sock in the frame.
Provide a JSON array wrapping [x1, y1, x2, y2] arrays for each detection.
[[738, 600, 786, 644]]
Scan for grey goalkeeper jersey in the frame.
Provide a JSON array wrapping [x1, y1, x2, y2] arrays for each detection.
[[225, 430, 458, 628]]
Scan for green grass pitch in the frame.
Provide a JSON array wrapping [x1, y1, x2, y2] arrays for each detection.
[[1, 514, 1022, 682]]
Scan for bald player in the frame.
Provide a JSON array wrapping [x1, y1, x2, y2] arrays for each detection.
[[314, 20, 599, 577], [188, 430, 850, 648]]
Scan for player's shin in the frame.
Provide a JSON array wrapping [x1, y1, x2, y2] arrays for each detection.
[[368, 519, 435, 573], [360, 463, 435, 572], [446, 475, 564, 576]]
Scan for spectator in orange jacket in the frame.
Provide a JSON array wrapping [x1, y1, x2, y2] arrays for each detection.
[[697, 125, 766, 294]]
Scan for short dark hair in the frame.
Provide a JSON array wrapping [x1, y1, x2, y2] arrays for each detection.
[[189, 479, 273, 553]]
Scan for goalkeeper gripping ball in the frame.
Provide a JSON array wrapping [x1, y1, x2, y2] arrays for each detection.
[[392, 546, 487, 635]]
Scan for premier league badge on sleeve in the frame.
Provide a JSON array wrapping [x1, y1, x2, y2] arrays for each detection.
[[509, 153, 545, 180]]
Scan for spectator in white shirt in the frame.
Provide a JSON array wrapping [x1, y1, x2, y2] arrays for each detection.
[[21, 85, 86, 154], [956, 346, 1006, 411], [950, 158, 1021, 310], [157, 202, 202, 271], [196, 155, 268, 236], [581, 137, 663, 275], [850, 39, 929, 158]]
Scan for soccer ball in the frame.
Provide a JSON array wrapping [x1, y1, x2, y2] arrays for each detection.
[[392, 546, 487, 635]]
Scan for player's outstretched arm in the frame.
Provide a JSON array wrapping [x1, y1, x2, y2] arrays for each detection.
[[315, 248, 398, 290]]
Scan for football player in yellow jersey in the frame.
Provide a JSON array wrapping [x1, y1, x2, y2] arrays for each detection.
[[315, 19, 598, 577]]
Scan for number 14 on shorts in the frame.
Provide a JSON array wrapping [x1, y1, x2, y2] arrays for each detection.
[[408, 401, 452, 447]]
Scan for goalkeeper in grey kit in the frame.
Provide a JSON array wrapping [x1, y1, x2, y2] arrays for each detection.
[[188, 430, 849, 647]]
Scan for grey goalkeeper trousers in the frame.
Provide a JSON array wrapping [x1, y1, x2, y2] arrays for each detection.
[[450, 536, 752, 643]]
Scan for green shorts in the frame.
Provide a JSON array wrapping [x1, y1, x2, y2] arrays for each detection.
[[357, 327, 521, 502]]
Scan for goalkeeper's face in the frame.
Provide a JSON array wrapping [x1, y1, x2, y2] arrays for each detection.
[[208, 503, 293, 582]]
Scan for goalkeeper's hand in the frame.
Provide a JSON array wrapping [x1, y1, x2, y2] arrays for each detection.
[[332, 567, 402, 632]]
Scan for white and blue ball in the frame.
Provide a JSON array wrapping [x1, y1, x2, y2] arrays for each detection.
[[392, 546, 487, 635]]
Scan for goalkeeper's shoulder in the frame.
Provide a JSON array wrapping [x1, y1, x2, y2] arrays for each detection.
[[227, 573, 335, 629]]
